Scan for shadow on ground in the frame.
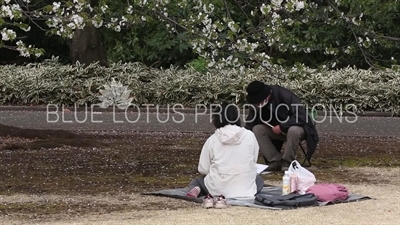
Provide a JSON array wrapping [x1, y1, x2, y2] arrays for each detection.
[[0, 124, 108, 149], [1, 124, 399, 217]]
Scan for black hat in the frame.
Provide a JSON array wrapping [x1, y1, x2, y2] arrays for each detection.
[[246, 80, 272, 104]]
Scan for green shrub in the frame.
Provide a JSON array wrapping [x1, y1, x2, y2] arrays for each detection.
[[0, 60, 399, 113], [185, 57, 209, 73]]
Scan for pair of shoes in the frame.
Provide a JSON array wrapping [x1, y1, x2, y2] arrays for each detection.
[[266, 160, 292, 172], [281, 160, 291, 172], [265, 160, 283, 172], [202, 194, 214, 208], [214, 195, 229, 209], [202, 194, 230, 209], [186, 186, 201, 198]]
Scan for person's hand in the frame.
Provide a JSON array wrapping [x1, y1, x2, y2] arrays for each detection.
[[272, 125, 281, 135]]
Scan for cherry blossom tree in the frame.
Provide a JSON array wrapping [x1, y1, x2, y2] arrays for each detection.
[[1, 0, 399, 70]]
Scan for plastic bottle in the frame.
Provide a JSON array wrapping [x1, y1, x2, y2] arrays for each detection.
[[282, 171, 290, 195], [290, 174, 298, 193]]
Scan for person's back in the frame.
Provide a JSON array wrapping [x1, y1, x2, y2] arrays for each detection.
[[199, 124, 259, 198], [185, 103, 264, 206]]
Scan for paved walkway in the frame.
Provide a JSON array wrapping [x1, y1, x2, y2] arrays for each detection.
[[1, 111, 399, 137]]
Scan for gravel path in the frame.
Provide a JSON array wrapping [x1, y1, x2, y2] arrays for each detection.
[[0, 111, 400, 136]]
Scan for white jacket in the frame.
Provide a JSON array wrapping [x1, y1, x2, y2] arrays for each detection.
[[198, 124, 260, 198]]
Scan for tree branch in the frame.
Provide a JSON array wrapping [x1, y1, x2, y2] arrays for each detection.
[[233, 0, 250, 21], [327, 0, 376, 68], [152, 12, 189, 31], [380, 35, 400, 42], [222, 0, 232, 19], [21, 11, 48, 32], [350, 27, 374, 68], [2, 45, 17, 51]]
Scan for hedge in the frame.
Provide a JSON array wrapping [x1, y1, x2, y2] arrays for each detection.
[[0, 60, 399, 113]]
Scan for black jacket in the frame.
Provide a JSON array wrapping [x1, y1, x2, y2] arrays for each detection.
[[245, 85, 319, 161]]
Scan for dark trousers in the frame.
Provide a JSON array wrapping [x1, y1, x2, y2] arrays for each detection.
[[252, 124, 305, 163], [188, 174, 265, 196]]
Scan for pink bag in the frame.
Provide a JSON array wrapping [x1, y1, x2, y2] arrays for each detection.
[[305, 184, 349, 202]]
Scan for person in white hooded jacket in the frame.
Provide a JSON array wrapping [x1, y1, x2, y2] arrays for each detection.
[[186, 103, 264, 205]]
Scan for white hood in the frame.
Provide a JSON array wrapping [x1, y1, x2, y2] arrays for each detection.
[[214, 125, 246, 145], [198, 124, 260, 198]]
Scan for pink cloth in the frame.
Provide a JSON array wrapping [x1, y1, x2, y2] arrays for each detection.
[[306, 184, 349, 202]]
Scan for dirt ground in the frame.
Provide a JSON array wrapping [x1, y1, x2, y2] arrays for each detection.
[[0, 124, 400, 224]]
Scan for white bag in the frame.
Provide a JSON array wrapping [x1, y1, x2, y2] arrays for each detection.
[[287, 160, 316, 194]]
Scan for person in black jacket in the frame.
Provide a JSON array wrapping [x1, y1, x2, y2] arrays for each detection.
[[244, 80, 319, 172]]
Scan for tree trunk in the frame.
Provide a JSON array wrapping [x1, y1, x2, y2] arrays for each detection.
[[69, 0, 107, 66], [69, 25, 108, 66]]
